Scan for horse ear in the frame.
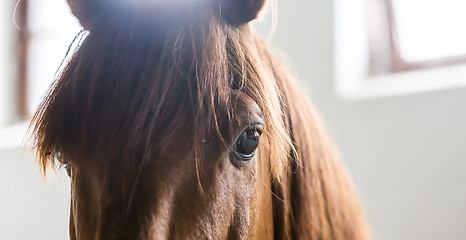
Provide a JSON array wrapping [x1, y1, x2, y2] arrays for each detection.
[[67, 0, 103, 30], [218, 0, 267, 25]]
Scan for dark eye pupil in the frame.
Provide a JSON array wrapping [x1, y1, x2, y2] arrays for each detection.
[[236, 128, 260, 157], [64, 163, 71, 177]]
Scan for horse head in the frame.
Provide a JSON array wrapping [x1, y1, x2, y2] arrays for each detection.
[[31, 0, 370, 239]]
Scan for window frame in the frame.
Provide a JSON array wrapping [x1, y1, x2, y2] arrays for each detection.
[[384, 0, 466, 73], [335, 0, 466, 99], [16, 0, 29, 119], [1, 0, 81, 151]]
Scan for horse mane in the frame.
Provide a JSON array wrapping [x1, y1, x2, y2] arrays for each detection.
[[255, 43, 371, 239], [29, 2, 370, 239]]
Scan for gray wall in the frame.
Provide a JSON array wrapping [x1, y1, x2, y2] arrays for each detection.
[[0, 148, 70, 239], [1, 0, 465, 239]]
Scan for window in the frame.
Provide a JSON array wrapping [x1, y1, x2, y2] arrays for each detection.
[[0, 1, 17, 126], [0, 0, 80, 149], [27, 0, 82, 116], [393, 0, 466, 62], [13, 0, 81, 122], [335, 0, 466, 99]]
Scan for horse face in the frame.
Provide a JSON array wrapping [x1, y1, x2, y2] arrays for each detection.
[[56, 1, 278, 237], [67, 93, 274, 239]]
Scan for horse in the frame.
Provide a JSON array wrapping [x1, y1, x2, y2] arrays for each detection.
[[30, 0, 370, 239]]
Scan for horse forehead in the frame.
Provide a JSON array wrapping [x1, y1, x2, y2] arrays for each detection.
[[163, 92, 263, 154], [235, 92, 263, 117], [231, 92, 264, 128]]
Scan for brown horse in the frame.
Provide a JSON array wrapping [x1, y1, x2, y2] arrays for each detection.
[[30, 0, 370, 239]]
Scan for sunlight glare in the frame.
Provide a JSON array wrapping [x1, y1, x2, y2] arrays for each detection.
[[392, 0, 466, 62]]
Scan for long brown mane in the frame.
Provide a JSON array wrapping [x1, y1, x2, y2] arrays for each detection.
[[30, 1, 370, 239], [261, 44, 371, 239]]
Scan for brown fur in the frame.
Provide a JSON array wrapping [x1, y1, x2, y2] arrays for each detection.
[[30, 0, 370, 239]]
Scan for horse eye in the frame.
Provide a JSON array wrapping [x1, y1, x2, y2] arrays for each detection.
[[64, 163, 71, 177], [234, 126, 262, 161]]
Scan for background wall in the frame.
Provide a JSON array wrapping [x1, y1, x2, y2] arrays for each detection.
[[1, 0, 465, 239], [0, 149, 70, 239], [266, 1, 466, 239]]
